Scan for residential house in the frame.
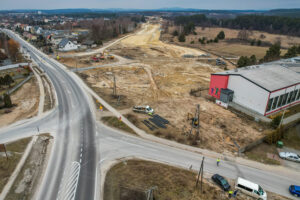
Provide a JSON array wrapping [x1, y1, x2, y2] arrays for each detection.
[[24, 25, 32, 32], [58, 38, 78, 51], [34, 26, 43, 35], [23, 32, 37, 41]]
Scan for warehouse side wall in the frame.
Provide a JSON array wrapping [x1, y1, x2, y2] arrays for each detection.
[[209, 75, 229, 99], [227, 75, 269, 115], [265, 83, 300, 115]]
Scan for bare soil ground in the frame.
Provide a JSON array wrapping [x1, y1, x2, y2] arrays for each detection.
[[0, 137, 31, 193], [104, 159, 289, 200], [0, 77, 39, 128], [80, 24, 268, 154], [58, 55, 117, 69], [6, 134, 53, 200], [101, 116, 135, 135]]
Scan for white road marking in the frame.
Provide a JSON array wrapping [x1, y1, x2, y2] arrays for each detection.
[[56, 161, 81, 200]]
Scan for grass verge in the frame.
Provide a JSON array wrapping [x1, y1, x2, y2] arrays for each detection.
[[104, 159, 227, 200], [244, 143, 280, 165], [6, 134, 52, 200], [101, 116, 135, 135], [282, 124, 300, 150], [0, 137, 31, 193], [104, 159, 289, 200]]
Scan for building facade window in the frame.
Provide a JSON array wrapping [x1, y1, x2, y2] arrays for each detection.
[[281, 93, 289, 106], [272, 96, 279, 110], [266, 98, 273, 112], [291, 90, 297, 102], [278, 94, 284, 107], [287, 91, 293, 104], [296, 89, 300, 100]]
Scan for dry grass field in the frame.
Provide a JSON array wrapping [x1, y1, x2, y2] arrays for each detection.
[[163, 26, 295, 60], [194, 27, 300, 48], [104, 159, 290, 200]]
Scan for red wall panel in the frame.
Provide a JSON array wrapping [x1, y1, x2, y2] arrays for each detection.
[[209, 75, 229, 99]]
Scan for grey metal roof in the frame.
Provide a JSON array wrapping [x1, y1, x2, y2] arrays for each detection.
[[266, 57, 300, 73], [214, 58, 300, 92], [58, 38, 70, 48]]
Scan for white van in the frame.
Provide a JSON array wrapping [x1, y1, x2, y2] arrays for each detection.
[[235, 177, 267, 200]]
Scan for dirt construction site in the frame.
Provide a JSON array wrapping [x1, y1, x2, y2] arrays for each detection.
[[78, 23, 268, 154], [0, 78, 39, 128]]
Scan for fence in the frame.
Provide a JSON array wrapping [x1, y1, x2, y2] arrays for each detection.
[[6, 73, 33, 95]]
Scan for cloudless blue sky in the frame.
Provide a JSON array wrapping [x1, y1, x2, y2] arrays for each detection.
[[1, 0, 300, 10]]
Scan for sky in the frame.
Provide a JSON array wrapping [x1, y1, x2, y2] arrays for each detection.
[[1, 0, 300, 10]]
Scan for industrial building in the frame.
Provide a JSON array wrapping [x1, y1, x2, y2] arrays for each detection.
[[209, 57, 300, 116]]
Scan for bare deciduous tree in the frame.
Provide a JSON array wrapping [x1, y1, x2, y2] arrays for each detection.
[[237, 29, 250, 41]]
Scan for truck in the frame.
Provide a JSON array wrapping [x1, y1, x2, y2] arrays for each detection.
[[133, 105, 154, 115]]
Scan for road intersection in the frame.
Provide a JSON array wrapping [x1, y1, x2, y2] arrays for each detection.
[[0, 28, 299, 200]]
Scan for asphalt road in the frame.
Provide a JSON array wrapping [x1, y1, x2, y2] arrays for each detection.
[[0, 28, 300, 200], [1, 29, 97, 200], [98, 122, 300, 200]]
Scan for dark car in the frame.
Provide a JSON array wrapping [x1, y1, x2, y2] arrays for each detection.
[[212, 174, 231, 191], [289, 185, 300, 197]]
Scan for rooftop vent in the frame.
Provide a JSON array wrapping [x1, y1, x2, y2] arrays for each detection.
[[234, 69, 238, 72]]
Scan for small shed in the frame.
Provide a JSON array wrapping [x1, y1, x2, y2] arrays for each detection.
[[220, 88, 234, 103]]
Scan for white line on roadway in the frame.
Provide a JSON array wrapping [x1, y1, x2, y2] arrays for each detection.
[[56, 161, 81, 200]]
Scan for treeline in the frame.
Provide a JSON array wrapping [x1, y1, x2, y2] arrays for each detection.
[[172, 14, 300, 36], [75, 16, 139, 44], [237, 43, 300, 67], [0, 33, 20, 62], [0, 74, 14, 109]]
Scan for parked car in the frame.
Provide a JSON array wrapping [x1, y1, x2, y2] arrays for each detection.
[[289, 185, 300, 197], [279, 152, 300, 163], [211, 174, 230, 191], [235, 177, 267, 200]]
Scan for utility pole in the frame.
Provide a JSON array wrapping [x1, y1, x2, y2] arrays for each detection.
[[146, 186, 157, 200], [196, 104, 200, 141], [75, 56, 78, 72], [279, 109, 286, 127], [0, 144, 8, 160], [196, 156, 205, 193], [113, 74, 117, 96], [200, 157, 204, 193]]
